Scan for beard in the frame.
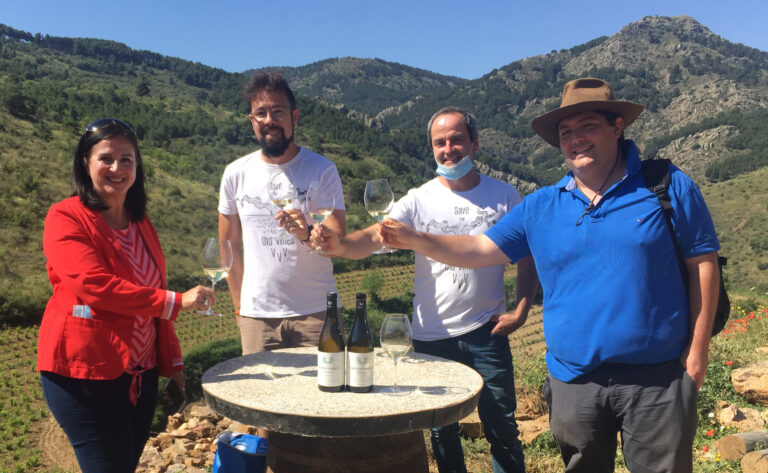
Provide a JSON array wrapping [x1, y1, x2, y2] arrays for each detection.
[[259, 126, 294, 158]]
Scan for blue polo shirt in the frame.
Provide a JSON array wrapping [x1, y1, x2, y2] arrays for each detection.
[[485, 141, 719, 382]]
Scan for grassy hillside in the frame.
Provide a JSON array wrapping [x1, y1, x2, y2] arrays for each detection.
[[700, 166, 768, 296]]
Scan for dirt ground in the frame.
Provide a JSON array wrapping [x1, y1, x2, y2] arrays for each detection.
[[33, 416, 79, 473]]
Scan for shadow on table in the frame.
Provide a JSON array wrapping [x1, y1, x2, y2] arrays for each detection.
[[212, 352, 318, 382], [416, 386, 471, 395]]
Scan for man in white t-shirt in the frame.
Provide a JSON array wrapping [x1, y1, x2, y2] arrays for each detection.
[[312, 107, 536, 473], [219, 71, 346, 355]]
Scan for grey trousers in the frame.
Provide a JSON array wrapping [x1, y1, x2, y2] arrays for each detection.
[[543, 358, 698, 473]]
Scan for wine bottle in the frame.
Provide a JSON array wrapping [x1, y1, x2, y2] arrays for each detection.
[[318, 292, 345, 392], [346, 293, 374, 393]]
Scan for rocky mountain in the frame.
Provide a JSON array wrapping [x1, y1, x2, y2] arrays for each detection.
[[277, 16, 768, 186], [248, 57, 467, 120]]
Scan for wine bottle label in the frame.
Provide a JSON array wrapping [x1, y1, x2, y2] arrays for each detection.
[[317, 352, 345, 387], [347, 352, 374, 388]]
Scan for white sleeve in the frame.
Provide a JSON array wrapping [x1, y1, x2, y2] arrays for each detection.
[[389, 189, 416, 227], [319, 165, 346, 211], [218, 165, 238, 215]]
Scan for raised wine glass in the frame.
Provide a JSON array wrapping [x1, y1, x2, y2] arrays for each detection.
[[199, 238, 233, 316], [304, 180, 336, 254], [379, 313, 412, 395], [364, 179, 396, 254], [268, 170, 298, 234]]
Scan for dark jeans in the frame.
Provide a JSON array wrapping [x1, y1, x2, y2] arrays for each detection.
[[41, 369, 159, 473], [543, 359, 698, 473], [413, 322, 525, 473]]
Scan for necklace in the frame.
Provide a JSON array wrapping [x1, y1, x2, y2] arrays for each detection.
[[574, 155, 621, 226]]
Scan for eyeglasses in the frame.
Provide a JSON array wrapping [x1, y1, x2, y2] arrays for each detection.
[[248, 108, 289, 122], [84, 118, 135, 135]]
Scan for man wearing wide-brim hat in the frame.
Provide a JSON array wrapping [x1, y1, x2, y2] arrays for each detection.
[[378, 78, 721, 473]]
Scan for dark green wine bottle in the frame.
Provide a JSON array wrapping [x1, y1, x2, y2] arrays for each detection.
[[318, 292, 345, 392], [346, 293, 374, 393]]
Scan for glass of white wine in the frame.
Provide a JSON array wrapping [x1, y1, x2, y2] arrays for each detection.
[[268, 170, 298, 234], [379, 313, 412, 396], [199, 238, 233, 316], [304, 180, 336, 254], [364, 179, 396, 254]]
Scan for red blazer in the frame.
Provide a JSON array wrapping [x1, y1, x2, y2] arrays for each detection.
[[38, 196, 184, 380]]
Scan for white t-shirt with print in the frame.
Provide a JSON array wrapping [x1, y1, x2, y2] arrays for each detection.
[[218, 147, 345, 318], [389, 174, 522, 341]]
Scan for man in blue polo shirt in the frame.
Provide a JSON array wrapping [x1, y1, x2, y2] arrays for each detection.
[[379, 78, 720, 473]]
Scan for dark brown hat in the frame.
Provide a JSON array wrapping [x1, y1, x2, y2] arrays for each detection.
[[531, 78, 644, 147]]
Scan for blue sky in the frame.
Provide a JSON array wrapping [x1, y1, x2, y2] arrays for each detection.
[[1, 0, 766, 79]]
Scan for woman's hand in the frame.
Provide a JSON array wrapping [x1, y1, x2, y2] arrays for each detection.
[[171, 369, 186, 396], [181, 285, 216, 312]]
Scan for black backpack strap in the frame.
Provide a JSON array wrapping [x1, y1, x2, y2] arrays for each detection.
[[641, 158, 730, 335], [641, 158, 689, 289]]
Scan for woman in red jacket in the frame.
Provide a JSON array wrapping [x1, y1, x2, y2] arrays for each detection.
[[38, 118, 216, 473]]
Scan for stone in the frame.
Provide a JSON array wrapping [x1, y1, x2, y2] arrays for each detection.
[[155, 432, 173, 450], [137, 445, 162, 466], [190, 404, 217, 420], [188, 449, 204, 459], [732, 361, 768, 406], [170, 428, 197, 441], [717, 404, 766, 431], [518, 415, 550, 444], [192, 421, 214, 439], [167, 413, 184, 431], [229, 421, 256, 434], [459, 410, 483, 439], [216, 417, 232, 430]]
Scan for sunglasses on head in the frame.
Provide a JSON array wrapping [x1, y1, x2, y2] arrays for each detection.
[[84, 118, 135, 135]]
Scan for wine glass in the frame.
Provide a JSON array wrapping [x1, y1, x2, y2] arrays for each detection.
[[379, 313, 412, 395], [199, 238, 233, 316], [304, 180, 336, 254], [268, 170, 298, 234], [364, 179, 396, 254]]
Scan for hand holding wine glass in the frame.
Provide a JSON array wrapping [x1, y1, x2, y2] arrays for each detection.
[[364, 179, 396, 253], [379, 313, 412, 395], [304, 180, 336, 254], [199, 238, 233, 316], [268, 170, 298, 234]]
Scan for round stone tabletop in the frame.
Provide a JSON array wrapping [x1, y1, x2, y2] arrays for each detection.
[[202, 347, 483, 437]]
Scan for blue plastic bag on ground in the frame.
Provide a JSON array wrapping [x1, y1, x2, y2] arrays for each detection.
[[212, 431, 268, 473]]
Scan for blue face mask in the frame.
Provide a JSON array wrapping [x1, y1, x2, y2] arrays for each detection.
[[435, 155, 475, 180]]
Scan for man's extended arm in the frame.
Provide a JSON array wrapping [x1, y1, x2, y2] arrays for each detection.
[[379, 219, 510, 268], [680, 252, 719, 389], [219, 213, 243, 315]]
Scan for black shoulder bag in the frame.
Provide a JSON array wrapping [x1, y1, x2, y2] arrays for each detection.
[[640, 158, 730, 336]]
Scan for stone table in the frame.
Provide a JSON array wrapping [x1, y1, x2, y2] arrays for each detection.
[[202, 347, 484, 473]]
